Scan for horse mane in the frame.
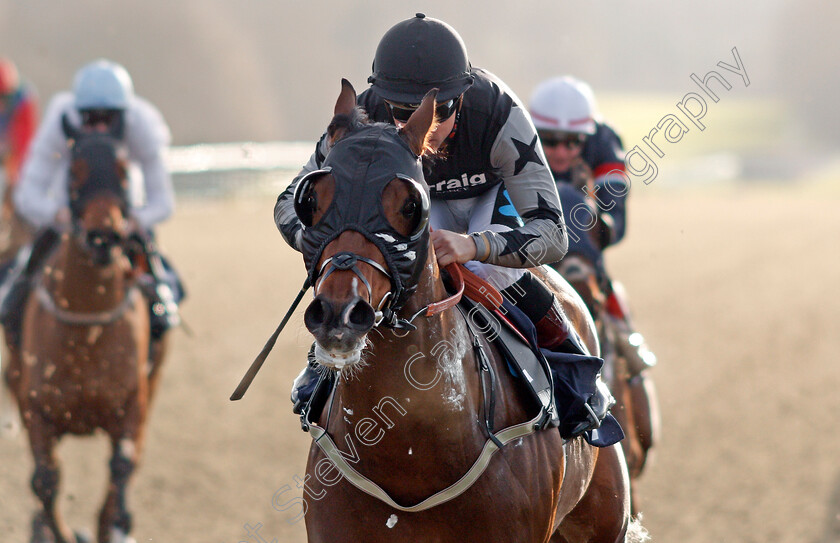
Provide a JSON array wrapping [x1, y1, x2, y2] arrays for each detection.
[[327, 106, 370, 143]]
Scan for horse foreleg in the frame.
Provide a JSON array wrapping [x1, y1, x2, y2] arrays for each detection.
[[146, 334, 168, 403], [552, 444, 630, 543], [98, 436, 141, 543], [1, 343, 23, 437], [628, 371, 659, 460], [28, 425, 77, 543], [99, 392, 148, 543]]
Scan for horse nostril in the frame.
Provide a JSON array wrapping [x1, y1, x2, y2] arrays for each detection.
[[344, 299, 375, 332], [304, 297, 333, 331]]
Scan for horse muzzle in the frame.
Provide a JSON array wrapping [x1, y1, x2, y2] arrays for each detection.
[[304, 295, 375, 367], [84, 228, 124, 266]]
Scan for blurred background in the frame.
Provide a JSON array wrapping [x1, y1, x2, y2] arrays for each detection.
[[1, 1, 838, 542]]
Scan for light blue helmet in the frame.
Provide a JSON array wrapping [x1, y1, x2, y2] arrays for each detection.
[[73, 59, 134, 110]]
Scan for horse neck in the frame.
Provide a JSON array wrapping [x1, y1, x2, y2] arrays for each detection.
[[331, 251, 479, 433], [45, 236, 130, 312]]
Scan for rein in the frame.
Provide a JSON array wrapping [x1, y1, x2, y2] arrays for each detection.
[[230, 261, 464, 401]]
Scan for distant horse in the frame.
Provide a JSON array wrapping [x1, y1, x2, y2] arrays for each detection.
[[554, 254, 660, 513], [0, 186, 35, 264], [3, 123, 161, 543], [295, 80, 636, 542]]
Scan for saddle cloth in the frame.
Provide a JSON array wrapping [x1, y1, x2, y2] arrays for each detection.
[[462, 297, 623, 447]]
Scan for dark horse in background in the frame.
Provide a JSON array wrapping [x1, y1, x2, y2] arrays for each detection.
[[2, 122, 163, 543], [554, 245, 660, 514], [294, 80, 647, 542]]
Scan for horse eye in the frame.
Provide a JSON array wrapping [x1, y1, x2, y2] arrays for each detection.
[[296, 187, 318, 227], [306, 194, 318, 214], [401, 200, 417, 218]]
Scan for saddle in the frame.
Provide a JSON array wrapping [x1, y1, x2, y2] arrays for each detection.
[[460, 294, 622, 447]]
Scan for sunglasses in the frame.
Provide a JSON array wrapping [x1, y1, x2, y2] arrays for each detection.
[[386, 97, 459, 124], [80, 109, 121, 127], [538, 131, 586, 149]]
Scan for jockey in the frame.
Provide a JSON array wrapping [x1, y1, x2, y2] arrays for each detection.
[[275, 14, 612, 436], [0, 58, 38, 188], [0, 59, 182, 349], [529, 76, 657, 374]]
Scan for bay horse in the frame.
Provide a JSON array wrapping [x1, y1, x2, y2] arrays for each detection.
[[294, 80, 639, 542], [0, 185, 35, 264], [553, 254, 660, 513], [3, 123, 160, 543]]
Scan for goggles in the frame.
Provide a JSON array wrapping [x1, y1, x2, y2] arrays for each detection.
[[538, 131, 587, 150], [386, 97, 459, 124], [80, 108, 122, 127]]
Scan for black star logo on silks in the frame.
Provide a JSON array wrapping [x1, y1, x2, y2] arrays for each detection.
[[522, 193, 563, 223], [498, 229, 542, 266], [512, 135, 544, 176]]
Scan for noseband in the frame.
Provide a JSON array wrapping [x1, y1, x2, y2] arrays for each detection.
[[315, 251, 394, 326], [315, 248, 465, 331]]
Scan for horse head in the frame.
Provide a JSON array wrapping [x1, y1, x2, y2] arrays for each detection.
[[295, 79, 438, 368], [63, 114, 131, 266]]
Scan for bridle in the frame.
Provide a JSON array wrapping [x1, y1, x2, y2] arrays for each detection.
[[313, 249, 464, 331]]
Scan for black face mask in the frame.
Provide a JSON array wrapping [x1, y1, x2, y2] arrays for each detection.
[[62, 114, 129, 221], [295, 123, 430, 313]]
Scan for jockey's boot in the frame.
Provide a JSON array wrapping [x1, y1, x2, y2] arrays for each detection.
[[0, 228, 60, 348], [502, 272, 614, 438], [605, 288, 657, 376], [148, 279, 180, 339], [291, 345, 321, 415], [534, 298, 588, 355], [533, 296, 615, 436]]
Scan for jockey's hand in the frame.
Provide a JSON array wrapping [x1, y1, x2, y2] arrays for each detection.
[[570, 158, 594, 192], [125, 215, 142, 236], [592, 211, 616, 250], [431, 229, 477, 267]]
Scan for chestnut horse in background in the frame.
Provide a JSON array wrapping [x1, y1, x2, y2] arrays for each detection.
[[295, 80, 639, 542], [553, 254, 660, 513], [3, 127, 160, 543], [0, 187, 34, 264]]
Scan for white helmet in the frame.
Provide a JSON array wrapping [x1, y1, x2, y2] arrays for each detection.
[[529, 76, 597, 135], [73, 59, 134, 110]]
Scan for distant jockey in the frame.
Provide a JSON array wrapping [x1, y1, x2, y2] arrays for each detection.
[[529, 76, 657, 374], [0, 59, 184, 352], [0, 58, 38, 187]]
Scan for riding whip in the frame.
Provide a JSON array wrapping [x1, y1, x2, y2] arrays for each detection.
[[230, 277, 311, 401]]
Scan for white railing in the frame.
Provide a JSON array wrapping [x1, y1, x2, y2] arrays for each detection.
[[166, 141, 313, 174], [166, 141, 313, 198]]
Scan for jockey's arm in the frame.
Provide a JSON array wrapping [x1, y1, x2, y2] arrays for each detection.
[[133, 150, 174, 230], [126, 99, 174, 230], [5, 94, 38, 183], [589, 124, 629, 246], [14, 94, 73, 229], [481, 105, 568, 268], [274, 134, 330, 252]]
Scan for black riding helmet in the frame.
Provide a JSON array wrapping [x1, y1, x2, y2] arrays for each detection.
[[368, 13, 474, 104]]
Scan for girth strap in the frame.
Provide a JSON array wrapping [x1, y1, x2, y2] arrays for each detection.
[[307, 410, 543, 512]]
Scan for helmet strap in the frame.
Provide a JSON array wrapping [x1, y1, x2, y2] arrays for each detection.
[[446, 96, 464, 141]]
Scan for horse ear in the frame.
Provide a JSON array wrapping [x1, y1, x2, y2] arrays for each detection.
[[401, 89, 438, 156], [334, 78, 357, 117], [61, 113, 80, 143]]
